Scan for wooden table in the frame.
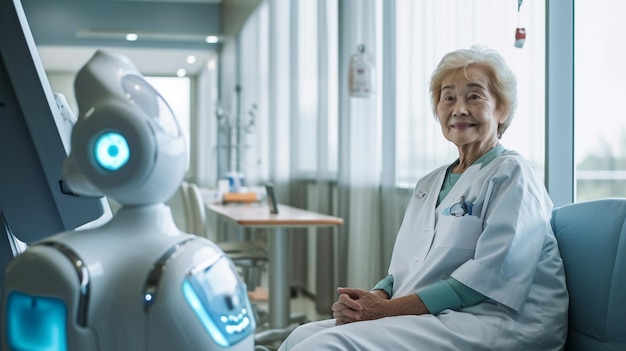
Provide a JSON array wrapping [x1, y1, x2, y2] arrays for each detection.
[[206, 203, 343, 329]]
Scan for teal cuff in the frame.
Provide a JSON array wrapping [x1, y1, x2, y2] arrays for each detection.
[[417, 277, 486, 315], [371, 274, 394, 297]]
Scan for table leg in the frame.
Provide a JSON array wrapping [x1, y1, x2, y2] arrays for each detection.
[[268, 227, 289, 329]]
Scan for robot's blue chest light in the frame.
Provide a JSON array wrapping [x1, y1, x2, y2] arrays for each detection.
[[182, 256, 256, 347], [94, 132, 130, 171]]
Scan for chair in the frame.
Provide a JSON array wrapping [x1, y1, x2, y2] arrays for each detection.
[[183, 182, 268, 285], [184, 182, 208, 237], [550, 198, 626, 351], [165, 181, 189, 232]]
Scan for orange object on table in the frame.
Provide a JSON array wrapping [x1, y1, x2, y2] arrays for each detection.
[[222, 192, 258, 203]]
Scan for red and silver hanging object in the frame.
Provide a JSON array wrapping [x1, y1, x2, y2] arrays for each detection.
[[515, 28, 526, 48], [514, 0, 525, 48]]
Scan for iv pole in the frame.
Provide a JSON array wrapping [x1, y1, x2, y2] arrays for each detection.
[[216, 85, 256, 178]]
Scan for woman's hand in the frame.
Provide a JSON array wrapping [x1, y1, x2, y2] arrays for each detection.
[[331, 287, 429, 325], [332, 287, 389, 325]]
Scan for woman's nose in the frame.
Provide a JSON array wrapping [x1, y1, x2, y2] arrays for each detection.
[[452, 101, 468, 116]]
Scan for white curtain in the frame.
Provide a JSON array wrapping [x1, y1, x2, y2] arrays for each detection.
[[337, 1, 384, 290], [394, 0, 546, 185], [211, 0, 548, 314], [233, 0, 388, 312]]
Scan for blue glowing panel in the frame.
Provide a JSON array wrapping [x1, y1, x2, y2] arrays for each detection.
[[94, 132, 130, 171], [6, 291, 68, 351], [182, 257, 254, 347]]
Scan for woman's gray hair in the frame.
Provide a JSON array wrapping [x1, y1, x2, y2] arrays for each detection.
[[429, 45, 518, 139]]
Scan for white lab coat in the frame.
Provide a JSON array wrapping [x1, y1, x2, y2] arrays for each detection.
[[279, 150, 568, 351]]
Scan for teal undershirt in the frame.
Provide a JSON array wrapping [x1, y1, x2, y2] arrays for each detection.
[[372, 145, 506, 314], [437, 145, 505, 206]]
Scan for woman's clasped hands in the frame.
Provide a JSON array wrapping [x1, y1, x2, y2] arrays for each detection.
[[331, 287, 389, 325]]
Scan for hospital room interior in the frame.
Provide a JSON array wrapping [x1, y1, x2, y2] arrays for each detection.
[[1, 0, 625, 350]]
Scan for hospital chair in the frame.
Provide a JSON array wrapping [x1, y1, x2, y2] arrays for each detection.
[[181, 183, 308, 348], [550, 198, 626, 351], [182, 182, 269, 292], [174, 182, 271, 326], [166, 181, 191, 232]]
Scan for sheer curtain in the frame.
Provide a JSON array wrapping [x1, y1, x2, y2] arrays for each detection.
[[337, 0, 384, 290], [228, 0, 546, 314], [395, 0, 546, 186], [235, 0, 387, 312]]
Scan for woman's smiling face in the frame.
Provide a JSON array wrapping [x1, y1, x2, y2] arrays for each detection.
[[436, 65, 506, 150]]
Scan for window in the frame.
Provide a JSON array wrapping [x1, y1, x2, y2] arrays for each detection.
[[296, 0, 320, 173], [395, 0, 545, 187], [239, 0, 339, 180], [145, 76, 191, 158], [295, 0, 339, 176], [237, 1, 270, 183], [574, 0, 626, 200]]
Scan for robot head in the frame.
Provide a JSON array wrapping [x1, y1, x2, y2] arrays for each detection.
[[63, 50, 187, 206]]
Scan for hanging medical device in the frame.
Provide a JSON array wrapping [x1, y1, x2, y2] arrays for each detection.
[[349, 44, 375, 98], [514, 0, 526, 48]]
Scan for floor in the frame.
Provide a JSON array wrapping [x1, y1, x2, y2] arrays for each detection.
[[223, 232, 331, 349], [251, 286, 331, 323], [289, 290, 332, 322], [247, 274, 332, 350]]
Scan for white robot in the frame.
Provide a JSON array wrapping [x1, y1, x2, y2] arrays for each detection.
[[1, 51, 256, 351]]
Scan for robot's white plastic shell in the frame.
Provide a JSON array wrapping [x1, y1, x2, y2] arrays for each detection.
[[3, 205, 255, 350], [64, 50, 186, 206], [1, 50, 256, 350]]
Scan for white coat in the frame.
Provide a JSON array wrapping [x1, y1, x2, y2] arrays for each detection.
[[279, 150, 569, 351]]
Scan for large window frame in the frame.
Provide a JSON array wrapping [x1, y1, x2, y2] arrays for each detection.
[[573, 0, 626, 202], [545, 0, 574, 206]]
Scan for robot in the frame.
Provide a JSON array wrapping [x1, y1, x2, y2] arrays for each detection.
[[1, 51, 256, 351]]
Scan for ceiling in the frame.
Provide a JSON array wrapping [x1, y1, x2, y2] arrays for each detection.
[[21, 0, 225, 76], [36, 46, 217, 77]]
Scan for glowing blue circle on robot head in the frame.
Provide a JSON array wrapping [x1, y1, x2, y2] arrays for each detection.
[[94, 132, 130, 171]]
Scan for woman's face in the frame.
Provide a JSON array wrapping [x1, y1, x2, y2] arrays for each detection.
[[436, 66, 506, 150]]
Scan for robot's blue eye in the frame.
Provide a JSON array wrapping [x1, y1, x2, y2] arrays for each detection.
[[94, 132, 130, 171]]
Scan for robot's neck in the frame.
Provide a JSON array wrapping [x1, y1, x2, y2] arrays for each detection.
[[109, 203, 181, 237]]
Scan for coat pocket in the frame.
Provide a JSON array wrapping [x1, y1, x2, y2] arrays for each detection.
[[432, 215, 483, 250]]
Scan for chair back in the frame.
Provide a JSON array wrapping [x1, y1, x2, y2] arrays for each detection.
[[550, 198, 626, 351], [166, 181, 189, 232], [185, 182, 207, 237]]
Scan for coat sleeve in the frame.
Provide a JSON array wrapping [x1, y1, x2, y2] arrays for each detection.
[[371, 274, 394, 297]]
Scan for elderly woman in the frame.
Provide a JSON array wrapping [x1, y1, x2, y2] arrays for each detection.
[[278, 46, 568, 351]]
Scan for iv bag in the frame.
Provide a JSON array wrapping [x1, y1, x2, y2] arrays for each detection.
[[349, 44, 375, 98]]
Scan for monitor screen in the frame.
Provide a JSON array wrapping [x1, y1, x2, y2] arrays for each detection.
[[0, 0, 108, 285]]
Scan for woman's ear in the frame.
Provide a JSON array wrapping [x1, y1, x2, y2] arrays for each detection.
[[498, 104, 511, 124]]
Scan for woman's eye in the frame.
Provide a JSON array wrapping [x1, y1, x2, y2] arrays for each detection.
[[467, 94, 485, 102]]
